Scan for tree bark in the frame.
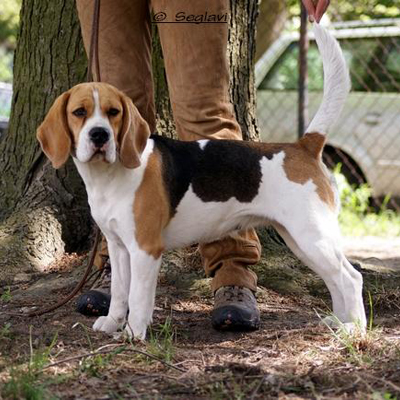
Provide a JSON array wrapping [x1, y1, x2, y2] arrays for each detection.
[[0, 0, 90, 283], [229, 0, 260, 141], [152, 25, 176, 138], [0, 0, 276, 284]]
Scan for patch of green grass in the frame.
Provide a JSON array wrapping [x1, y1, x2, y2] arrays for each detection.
[[199, 374, 267, 400], [78, 352, 113, 378], [335, 167, 400, 237], [73, 322, 118, 377], [372, 392, 398, 400], [147, 316, 176, 364], [1, 322, 12, 341], [1, 286, 12, 302], [318, 308, 387, 368], [2, 328, 59, 400]]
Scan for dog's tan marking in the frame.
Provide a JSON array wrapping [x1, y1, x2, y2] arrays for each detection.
[[66, 83, 125, 144], [247, 133, 335, 209], [134, 150, 171, 259], [37, 91, 72, 168], [283, 133, 336, 209], [298, 132, 326, 158]]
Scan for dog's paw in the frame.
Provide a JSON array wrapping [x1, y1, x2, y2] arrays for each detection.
[[320, 315, 340, 329], [321, 316, 366, 335], [93, 315, 121, 334], [124, 320, 147, 341]]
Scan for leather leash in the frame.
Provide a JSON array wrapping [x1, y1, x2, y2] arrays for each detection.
[[22, 229, 101, 317], [87, 0, 101, 82], [16, 0, 103, 318]]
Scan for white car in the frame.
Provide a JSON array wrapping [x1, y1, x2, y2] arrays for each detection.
[[0, 82, 12, 135], [256, 19, 400, 201]]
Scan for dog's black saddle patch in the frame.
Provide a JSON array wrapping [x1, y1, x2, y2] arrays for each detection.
[[152, 135, 265, 215]]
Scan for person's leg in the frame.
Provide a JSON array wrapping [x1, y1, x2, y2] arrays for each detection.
[[153, 0, 261, 329], [151, 0, 241, 141], [75, 0, 155, 315], [76, 0, 156, 130]]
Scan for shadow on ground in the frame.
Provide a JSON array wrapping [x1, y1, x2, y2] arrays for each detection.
[[1, 228, 400, 399]]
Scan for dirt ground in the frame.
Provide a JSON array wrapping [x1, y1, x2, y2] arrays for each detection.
[[1, 229, 400, 399]]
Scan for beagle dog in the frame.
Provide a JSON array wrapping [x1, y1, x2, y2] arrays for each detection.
[[37, 24, 366, 339]]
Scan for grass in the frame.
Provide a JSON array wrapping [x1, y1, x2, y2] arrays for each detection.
[[335, 167, 400, 237], [372, 393, 398, 400], [73, 322, 118, 377], [2, 293, 400, 398], [0, 322, 12, 341], [147, 316, 176, 364], [1, 286, 12, 302], [2, 328, 59, 400], [78, 351, 116, 378], [1, 194, 400, 398]]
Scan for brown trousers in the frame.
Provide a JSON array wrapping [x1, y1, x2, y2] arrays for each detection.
[[76, 0, 260, 292]]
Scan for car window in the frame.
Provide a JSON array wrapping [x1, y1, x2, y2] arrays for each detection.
[[259, 35, 400, 93], [373, 36, 400, 92], [258, 42, 324, 91], [343, 37, 400, 92], [0, 85, 12, 118]]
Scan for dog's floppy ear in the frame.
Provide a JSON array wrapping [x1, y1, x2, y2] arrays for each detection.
[[119, 94, 150, 169], [37, 91, 71, 169]]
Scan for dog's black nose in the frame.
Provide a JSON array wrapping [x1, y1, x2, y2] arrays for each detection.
[[89, 127, 110, 148]]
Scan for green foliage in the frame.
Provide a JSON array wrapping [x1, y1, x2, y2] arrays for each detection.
[[0, 0, 21, 47], [336, 167, 372, 214], [330, 0, 400, 21], [288, 0, 400, 21], [335, 165, 400, 237], [0, 47, 13, 83], [0, 0, 20, 84]]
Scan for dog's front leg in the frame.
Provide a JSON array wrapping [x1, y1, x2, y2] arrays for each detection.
[[125, 249, 162, 340], [93, 239, 130, 334]]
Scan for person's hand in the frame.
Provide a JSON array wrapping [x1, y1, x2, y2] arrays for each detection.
[[301, 0, 330, 23]]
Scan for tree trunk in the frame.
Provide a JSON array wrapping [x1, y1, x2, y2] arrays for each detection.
[[0, 0, 90, 283], [229, 0, 260, 141], [151, 25, 176, 138], [0, 0, 281, 284]]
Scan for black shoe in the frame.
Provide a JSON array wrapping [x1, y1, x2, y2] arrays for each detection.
[[211, 286, 260, 331], [76, 265, 111, 317], [76, 290, 111, 316]]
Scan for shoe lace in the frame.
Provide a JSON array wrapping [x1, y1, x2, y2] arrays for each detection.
[[221, 286, 246, 302]]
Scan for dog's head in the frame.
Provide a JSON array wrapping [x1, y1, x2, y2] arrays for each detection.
[[37, 82, 150, 169]]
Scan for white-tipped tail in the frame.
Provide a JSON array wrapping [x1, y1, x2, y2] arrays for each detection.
[[306, 24, 350, 134]]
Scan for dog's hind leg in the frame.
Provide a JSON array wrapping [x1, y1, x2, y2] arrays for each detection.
[[273, 221, 366, 332]]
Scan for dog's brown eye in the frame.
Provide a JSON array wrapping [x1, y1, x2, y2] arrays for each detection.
[[73, 108, 87, 117], [107, 108, 120, 117]]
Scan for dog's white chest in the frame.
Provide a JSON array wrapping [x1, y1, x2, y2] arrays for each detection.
[[72, 141, 154, 244]]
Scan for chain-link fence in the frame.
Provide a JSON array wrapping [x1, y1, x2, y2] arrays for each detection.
[[256, 10, 400, 210]]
